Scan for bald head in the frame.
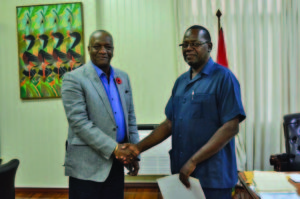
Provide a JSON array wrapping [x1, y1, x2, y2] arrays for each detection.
[[89, 30, 113, 46]]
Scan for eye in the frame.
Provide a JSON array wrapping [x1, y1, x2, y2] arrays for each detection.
[[105, 46, 113, 50], [41, 19, 44, 24], [26, 19, 30, 25], [92, 46, 101, 51], [54, 18, 57, 23]]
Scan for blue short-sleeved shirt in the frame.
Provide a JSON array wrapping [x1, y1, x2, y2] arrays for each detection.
[[165, 58, 246, 188]]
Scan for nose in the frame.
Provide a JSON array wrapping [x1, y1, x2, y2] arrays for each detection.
[[98, 46, 107, 54]]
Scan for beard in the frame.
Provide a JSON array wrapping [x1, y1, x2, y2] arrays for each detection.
[[185, 56, 209, 72]]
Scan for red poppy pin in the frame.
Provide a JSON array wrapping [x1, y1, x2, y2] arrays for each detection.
[[116, 77, 122, 84]]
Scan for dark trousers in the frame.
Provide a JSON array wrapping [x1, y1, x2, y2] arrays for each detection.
[[69, 159, 124, 199], [203, 188, 232, 199]]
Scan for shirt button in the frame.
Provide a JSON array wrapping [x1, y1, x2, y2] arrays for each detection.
[[114, 112, 117, 114], [113, 128, 116, 131]]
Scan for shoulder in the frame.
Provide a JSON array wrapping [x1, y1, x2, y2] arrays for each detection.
[[212, 63, 232, 76], [64, 63, 87, 79], [113, 67, 128, 75], [113, 67, 129, 79], [211, 63, 239, 84], [171, 70, 189, 92], [176, 70, 189, 83]]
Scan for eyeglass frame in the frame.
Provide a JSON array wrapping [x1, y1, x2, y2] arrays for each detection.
[[178, 41, 210, 49]]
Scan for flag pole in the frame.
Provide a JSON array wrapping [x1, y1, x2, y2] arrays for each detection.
[[216, 9, 228, 67], [216, 9, 222, 32]]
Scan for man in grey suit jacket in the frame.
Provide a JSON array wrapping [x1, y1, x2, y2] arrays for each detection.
[[62, 30, 139, 199]]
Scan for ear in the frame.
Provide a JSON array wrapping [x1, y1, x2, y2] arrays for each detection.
[[207, 42, 213, 52]]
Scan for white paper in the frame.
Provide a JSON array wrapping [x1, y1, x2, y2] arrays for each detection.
[[253, 171, 296, 193], [259, 192, 300, 199], [288, 174, 300, 183], [157, 174, 206, 199]]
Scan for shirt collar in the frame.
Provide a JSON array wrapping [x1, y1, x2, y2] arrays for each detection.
[[91, 60, 114, 78], [201, 57, 215, 75]]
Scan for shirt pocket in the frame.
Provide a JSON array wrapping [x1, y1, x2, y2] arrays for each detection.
[[191, 94, 214, 119]]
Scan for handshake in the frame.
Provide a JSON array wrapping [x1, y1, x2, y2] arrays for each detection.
[[113, 143, 140, 164]]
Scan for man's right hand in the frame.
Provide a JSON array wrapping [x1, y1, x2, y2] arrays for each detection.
[[122, 143, 140, 156], [114, 144, 139, 164]]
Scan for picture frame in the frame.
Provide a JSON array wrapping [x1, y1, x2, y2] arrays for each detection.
[[16, 2, 85, 99]]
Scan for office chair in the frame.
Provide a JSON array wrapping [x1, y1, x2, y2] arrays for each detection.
[[0, 159, 20, 199], [270, 113, 300, 171]]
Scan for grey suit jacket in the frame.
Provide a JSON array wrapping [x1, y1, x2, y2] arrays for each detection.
[[61, 61, 139, 182]]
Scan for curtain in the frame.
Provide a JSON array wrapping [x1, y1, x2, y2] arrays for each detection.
[[174, 0, 300, 171]]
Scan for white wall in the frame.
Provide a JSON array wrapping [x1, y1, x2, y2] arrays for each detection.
[[0, 0, 178, 187], [95, 0, 178, 123]]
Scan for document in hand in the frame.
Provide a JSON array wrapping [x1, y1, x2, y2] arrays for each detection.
[[157, 174, 206, 199]]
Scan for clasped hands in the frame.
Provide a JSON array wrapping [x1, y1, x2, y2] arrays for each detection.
[[113, 143, 140, 164], [113, 143, 197, 188]]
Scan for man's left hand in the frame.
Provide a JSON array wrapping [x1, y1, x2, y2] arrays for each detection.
[[179, 159, 197, 188], [128, 160, 139, 176]]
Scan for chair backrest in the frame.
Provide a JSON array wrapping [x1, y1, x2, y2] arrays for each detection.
[[0, 159, 20, 199], [283, 113, 300, 170]]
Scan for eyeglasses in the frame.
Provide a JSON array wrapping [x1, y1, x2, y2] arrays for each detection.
[[178, 41, 209, 49], [90, 45, 113, 51]]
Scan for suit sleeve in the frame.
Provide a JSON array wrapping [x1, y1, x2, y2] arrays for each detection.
[[62, 73, 117, 160]]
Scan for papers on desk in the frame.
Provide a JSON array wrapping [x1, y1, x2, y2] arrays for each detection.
[[251, 171, 300, 199], [253, 171, 296, 193], [157, 174, 206, 199], [259, 192, 300, 199], [288, 174, 300, 183]]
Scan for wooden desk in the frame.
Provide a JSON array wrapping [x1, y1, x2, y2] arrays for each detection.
[[238, 171, 300, 199]]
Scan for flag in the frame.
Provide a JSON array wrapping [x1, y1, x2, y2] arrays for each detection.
[[216, 28, 228, 68]]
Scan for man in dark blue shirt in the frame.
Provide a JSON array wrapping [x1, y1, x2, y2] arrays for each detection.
[[126, 25, 246, 199]]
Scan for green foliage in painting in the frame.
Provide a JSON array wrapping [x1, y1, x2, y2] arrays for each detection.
[[17, 3, 85, 99]]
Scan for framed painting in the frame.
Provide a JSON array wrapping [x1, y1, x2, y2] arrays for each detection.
[[16, 2, 85, 99]]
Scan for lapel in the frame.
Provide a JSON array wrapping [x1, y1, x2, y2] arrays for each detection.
[[113, 69, 128, 131], [84, 62, 115, 122]]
